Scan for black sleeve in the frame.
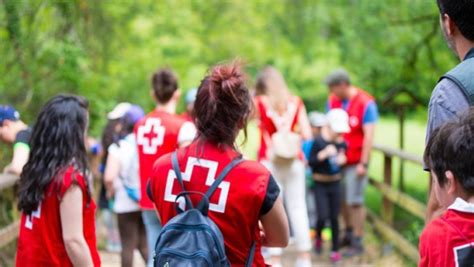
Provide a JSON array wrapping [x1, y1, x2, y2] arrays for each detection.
[[308, 138, 325, 171], [260, 175, 280, 216], [15, 128, 32, 145]]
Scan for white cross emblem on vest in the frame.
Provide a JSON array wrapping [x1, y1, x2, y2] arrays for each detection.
[[164, 157, 230, 213], [137, 118, 165, 155]]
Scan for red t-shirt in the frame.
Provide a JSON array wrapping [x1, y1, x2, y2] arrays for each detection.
[[149, 141, 278, 266], [135, 109, 188, 210], [419, 198, 474, 267], [16, 166, 100, 267], [255, 95, 303, 162]]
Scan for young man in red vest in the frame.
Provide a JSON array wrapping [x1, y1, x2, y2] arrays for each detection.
[[134, 68, 196, 267], [326, 69, 378, 256]]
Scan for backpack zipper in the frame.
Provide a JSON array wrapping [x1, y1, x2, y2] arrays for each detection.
[[160, 224, 226, 259], [158, 248, 213, 266]]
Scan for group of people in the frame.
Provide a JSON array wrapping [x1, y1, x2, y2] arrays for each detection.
[[2, 63, 377, 267], [0, 0, 473, 266]]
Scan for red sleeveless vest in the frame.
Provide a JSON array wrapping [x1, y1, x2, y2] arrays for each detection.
[[16, 167, 100, 267], [149, 141, 271, 266], [329, 88, 374, 165], [134, 110, 187, 210]]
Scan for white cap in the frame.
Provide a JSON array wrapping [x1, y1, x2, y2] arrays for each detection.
[[309, 111, 327, 127], [107, 102, 132, 120], [327, 108, 350, 133]]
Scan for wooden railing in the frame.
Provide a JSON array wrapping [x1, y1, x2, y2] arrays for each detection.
[[0, 173, 20, 250], [0, 144, 427, 262], [367, 144, 427, 262]]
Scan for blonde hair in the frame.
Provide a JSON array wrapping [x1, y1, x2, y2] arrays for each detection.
[[255, 66, 291, 113]]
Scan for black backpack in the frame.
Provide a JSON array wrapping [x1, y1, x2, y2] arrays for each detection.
[[153, 152, 256, 267]]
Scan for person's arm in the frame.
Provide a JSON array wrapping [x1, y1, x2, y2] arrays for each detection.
[[177, 121, 197, 148], [4, 143, 29, 175], [260, 195, 289, 247], [60, 185, 94, 267], [424, 81, 469, 222], [104, 153, 121, 199], [297, 104, 312, 141], [357, 123, 375, 177]]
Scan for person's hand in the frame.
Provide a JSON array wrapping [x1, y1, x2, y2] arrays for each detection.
[[258, 221, 268, 245], [106, 188, 115, 200], [356, 163, 367, 178], [3, 164, 12, 174], [324, 145, 338, 157], [336, 153, 347, 166]]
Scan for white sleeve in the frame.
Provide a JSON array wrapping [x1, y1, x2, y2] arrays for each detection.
[[177, 121, 197, 145], [107, 143, 120, 157]]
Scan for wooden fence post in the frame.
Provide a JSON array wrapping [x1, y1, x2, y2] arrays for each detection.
[[382, 154, 394, 224]]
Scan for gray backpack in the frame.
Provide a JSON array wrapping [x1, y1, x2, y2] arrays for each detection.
[[153, 152, 256, 267]]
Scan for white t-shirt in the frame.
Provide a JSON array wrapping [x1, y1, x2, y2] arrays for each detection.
[[178, 121, 197, 145], [108, 134, 141, 213]]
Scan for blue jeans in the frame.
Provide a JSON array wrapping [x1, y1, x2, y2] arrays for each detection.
[[142, 210, 162, 267]]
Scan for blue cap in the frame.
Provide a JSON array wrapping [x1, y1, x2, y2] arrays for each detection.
[[185, 88, 198, 105], [125, 105, 145, 124], [0, 105, 20, 125]]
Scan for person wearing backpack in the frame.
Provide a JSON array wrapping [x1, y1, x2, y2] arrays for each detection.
[[425, 0, 474, 224], [104, 104, 148, 267], [419, 108, 474, 267], [254, 67, 313, 267], [148, 63, 289, 266]]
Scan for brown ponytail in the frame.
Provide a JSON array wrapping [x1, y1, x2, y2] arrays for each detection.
[[194, 62, 251, 148]]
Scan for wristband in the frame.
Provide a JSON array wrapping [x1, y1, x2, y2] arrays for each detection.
[[360, 162, 369, 169]]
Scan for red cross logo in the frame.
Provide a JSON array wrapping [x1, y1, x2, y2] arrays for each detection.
[[137, 118, 165, 154], [164, 157, 230, 213]]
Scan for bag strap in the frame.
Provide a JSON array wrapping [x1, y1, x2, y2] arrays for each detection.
[[171, 151, 193, 210], [245, 241, 256, 267], [196, 156, 244, 210]]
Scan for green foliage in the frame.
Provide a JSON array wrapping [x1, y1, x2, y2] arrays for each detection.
[[0, 0, 456, 134]]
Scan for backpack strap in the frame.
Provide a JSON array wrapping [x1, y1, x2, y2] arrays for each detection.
[[245, 241, 256, 267], [171, 151, 193, 210], [439, 48, 474, 106], [196, 156, 244, 211]]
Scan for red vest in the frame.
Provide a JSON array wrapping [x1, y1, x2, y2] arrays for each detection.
[[255, 95, 303, 162], [329, 88, 374, 165], [134, 109, 187, 210], [16, 167, 100, 267], [149, 141, 271, 266]]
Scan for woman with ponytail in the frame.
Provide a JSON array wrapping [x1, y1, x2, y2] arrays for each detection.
[[16, 95, 100, 267], [255, 66, 313, 267], [148, 63, 289, 266]]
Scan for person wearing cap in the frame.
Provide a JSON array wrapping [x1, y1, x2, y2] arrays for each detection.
[[0, 105, 32, 175], [308, 108, 349, 263], [181, 88, 198, 122], [325, 68, 378, 256], [104, 104, 148, 267]]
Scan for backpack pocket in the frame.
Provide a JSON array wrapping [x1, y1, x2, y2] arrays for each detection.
[[155, 249, 213, 267]]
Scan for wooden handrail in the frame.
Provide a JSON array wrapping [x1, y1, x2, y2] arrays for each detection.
[[369, 177, 426, 220], [0, 221, 20, 249], [373, 144, 424, 166], [367, 211, 419, 262]]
